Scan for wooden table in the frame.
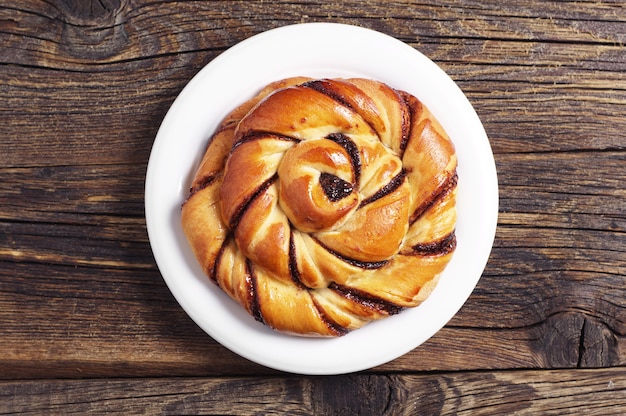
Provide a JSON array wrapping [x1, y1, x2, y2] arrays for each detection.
[[2, 0, 625, 414]]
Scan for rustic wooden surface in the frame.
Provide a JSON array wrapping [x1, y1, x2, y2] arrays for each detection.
[[1, 0, 625, 414]]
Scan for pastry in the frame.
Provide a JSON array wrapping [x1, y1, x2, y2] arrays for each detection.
[[181, 77, 458, 336]]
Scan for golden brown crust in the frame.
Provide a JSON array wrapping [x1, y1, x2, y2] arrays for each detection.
[[181, 77, 458, 336]]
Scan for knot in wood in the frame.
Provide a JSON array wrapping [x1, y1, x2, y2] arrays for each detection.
[[55, 0, 129, 60]]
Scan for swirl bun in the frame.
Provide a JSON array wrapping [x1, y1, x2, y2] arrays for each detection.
[[182, 77, 458, 336]]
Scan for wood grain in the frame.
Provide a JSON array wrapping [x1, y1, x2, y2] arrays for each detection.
[[1, 0, 625, 412], [1, 368, 624, 415]]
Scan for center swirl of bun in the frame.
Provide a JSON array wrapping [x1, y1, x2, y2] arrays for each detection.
[[219, 82, 413, 269], [277, 136, 360, 233], [182, 77, 458, 336]]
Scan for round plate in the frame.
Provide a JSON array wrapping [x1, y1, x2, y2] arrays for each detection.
[[145, 23, 498, 375]]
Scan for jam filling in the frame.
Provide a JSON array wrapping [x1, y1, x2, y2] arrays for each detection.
[[313, 237, 388, 270], [245, 259, 264, 324], [325, 133, 361, 185], [360, 170, 406, 207], [329, 282, 404, 315], [319, 172, 354, 202], [310, 296, 351, 336], [288, 232, 305, 288], [303, 79, 354, 110], [228, 174, 277, 231], [411, 232, 457, 256], [410, 171, 458, 224]]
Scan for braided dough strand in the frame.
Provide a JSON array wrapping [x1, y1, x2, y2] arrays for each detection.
[[182, 77, 457, 336]]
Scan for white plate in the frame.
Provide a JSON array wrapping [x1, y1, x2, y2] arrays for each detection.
[[145, 23, 498, 375]]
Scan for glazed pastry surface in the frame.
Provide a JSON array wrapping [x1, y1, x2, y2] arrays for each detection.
[[182, 77, 458, 336]]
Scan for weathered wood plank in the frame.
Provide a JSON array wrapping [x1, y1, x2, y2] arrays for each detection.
[[1, 368, 624, 415], [0, 164, 145, 220], [0, 184, 623, 376], [1, 237, 623, 378], [1, 0, 625, 381], [0, 263, 273, 378], [2, 1, 625, 166]]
